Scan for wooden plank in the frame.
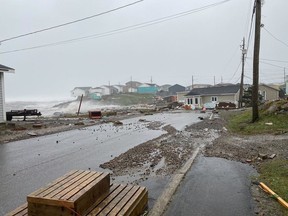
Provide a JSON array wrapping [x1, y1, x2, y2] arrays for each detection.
[[27, 203, 73, 216], [86, 184, 127, 215], [117, 187, 148, 216], [45, 170, 91, 199], [98, 185, 133, 215], [28, 170, 80, 197], [107, 186, 140, 215], [69, 173, 110, 216], [60, 172, 102, 200], [5, 203, 27, 216], [27, 171, 84, 201]]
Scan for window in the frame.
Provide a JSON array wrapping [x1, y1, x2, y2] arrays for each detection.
[[187, 98, 192, 105], [211, 96, 218, 102], [195, 98, 198, 104]]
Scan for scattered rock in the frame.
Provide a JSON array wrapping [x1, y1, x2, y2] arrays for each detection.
[[258, 153, 268, 160], [269, 154, 276, 159], [74, 122, 85, 126], [113, 121, 123, 126], [33, 123, 43, 128], [27, 132, 37, 136]]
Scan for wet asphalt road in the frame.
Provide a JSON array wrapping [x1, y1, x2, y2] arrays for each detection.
[[164, 156, 256, 216], [0, 111, 203, 215]]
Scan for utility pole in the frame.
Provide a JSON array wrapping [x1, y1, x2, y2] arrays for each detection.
[[252, 0, 262, 122], [284, 67, 286, 83], [238, 37, 246, 108], [192, 75, 194, 89]]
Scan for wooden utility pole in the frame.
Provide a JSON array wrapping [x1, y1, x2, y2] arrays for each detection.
[[192, 75, 194, 89], [252, 0, 262, 122], [238, 37, 246, 108]]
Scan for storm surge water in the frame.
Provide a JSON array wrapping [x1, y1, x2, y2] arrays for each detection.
[[5, 100, 121, 117]]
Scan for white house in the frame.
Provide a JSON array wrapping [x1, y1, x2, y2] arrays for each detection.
[[71, 87, 91, 98], [113, 85, 125, 93], [0, 64, 15, 122]]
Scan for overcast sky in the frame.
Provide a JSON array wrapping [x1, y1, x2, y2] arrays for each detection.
[[1, 0, 288, 101]]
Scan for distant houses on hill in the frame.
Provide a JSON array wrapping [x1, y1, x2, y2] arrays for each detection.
[[71, 81, 283, 108]]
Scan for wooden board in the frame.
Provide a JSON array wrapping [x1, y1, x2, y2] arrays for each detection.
[[86, 184, 148, 216], [27, 170, 110, 216], [5, 203, 28, 216]]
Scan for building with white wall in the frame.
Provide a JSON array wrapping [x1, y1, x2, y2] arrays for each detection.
[[0, 64, 15, 122]]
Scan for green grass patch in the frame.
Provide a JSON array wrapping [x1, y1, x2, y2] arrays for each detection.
[[227, 110, 288, 134], [258, 160, 288, 215], [102, 93, 155, 106]]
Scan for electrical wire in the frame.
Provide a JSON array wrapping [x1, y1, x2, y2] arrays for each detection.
[[0, 0, 143, 43], [227, 60, 242, 82], [247, 57, 288, 63], [0, 0, 233, 55], [246, 0, 256, 52], [263, 27, 288, 48]]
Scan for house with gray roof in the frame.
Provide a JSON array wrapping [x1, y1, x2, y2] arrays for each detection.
[[0, 64, 15, 122], [185, 84, 240, 109]]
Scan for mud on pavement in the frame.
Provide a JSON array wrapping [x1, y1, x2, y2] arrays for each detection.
[[99, 118, 221, 184]]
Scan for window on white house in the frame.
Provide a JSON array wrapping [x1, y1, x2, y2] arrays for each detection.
[[211, 96, 218, 102], [259, 90, 266, 100], [195, 98, 198, 104]]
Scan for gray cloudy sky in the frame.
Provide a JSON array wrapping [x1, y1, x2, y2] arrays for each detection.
[[1, 0, 288, 101]]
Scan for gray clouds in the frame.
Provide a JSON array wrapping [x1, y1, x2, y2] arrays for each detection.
[[0, 0, 287, 100]]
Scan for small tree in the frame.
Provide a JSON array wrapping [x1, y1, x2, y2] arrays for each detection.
[[242, 87, 263, 107]]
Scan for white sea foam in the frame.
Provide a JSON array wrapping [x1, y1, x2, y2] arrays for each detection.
[[5, 100, 121, 117]]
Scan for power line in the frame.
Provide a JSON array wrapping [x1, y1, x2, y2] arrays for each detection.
[[0, 0, 143, 43], [246, 0, 256, 52], [228, 60, 242, 82], [246, 58, 287, 68], [247, 57, 288, 63], [263, 27, 288, 48], [0, 0, 234, 55]]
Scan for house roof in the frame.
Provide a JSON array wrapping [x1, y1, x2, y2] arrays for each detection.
[[73, 87, 91, 91], [0, 64, 15, 73], [186, 84, 240, 96], [259, 83, 280, 91]]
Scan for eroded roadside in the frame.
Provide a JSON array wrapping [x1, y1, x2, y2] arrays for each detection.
[[100, 111, 288, 215]]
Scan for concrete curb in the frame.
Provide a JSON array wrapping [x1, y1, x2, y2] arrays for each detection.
[[148, 147, 200, 216]]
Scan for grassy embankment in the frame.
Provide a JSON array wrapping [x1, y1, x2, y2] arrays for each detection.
[[227, 105, 288, 214]]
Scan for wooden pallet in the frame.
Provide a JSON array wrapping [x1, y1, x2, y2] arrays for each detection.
[[6, 170, 148, 216], [27, 170, 110, 216], [87, 184, 148, 216]]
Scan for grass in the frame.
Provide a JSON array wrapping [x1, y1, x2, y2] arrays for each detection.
[[227, 109, 288, 135], [258, 160, 288, 215], [102, 93, 155, 106], [226, 108, 288, 214]]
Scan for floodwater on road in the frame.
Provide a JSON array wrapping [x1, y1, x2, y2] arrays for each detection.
[[0, 111, 205, 215], [164, 156, 257, 216]]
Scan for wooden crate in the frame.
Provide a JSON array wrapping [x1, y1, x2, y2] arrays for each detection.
[[86, 184, 148, 216], [6, 171, 148, 216], [27, 170, 110, 216]]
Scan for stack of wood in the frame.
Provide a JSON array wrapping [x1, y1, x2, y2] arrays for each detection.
[[6, 170, 148, 216]]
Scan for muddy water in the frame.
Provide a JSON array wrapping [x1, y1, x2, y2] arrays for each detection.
[[164, 156, 257, 216]]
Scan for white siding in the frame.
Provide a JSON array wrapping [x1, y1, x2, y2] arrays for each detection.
[[0, 73, 5, 122]]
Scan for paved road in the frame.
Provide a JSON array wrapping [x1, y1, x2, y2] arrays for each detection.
[[0, 111, 203, 215], [164, 156, 256, 216]]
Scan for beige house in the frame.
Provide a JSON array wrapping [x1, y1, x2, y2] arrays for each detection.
[[185, 84, 240, 109], [0, 64, 15, 122], [258, 84, 279, 101]]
